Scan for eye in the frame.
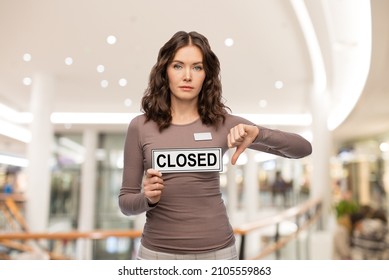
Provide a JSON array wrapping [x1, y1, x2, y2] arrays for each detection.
[[173, 64, 183, 70], [193, 65, 203, 71]]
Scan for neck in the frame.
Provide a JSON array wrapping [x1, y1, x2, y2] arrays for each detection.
[[171, 103, 199, 125]]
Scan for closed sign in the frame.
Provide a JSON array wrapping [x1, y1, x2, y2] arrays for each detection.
[[152, 148, 222, 173]]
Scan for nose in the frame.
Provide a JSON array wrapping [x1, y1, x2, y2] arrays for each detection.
[[183, 67, 192, 81]]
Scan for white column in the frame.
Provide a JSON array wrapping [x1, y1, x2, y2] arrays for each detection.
[[358, 161, 370, 205], [384, 156, 389, 220], [226, 150, 239, 225], [310, 90, 332, 230], [293, 161, 304, 203], [26, 73, 55, 232], [243, 150, 259, 258], [76, 129, 98, 260], [281, 159, 293, 206], [243, 150, 259, 220]]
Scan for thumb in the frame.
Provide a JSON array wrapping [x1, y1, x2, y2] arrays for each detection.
[[231, 146, 245, 165]]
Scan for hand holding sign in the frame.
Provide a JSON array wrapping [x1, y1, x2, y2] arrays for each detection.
[[228, 124, 259, 165], [143, 168, 164, 205], [152, 148, 222, 173]]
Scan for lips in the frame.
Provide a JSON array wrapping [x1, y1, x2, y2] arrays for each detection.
[[179, 86, 194, 90]]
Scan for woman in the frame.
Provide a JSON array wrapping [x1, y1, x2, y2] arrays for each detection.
[[118, 31, 312, 260]]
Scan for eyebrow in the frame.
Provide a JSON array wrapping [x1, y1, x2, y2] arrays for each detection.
[[171, 60, 203, 65]]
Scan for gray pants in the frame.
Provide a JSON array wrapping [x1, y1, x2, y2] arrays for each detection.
[[137, 243, 238, 260]]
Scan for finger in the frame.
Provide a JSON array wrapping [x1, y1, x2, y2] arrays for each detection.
[[230, 125, 247, 146], [227, 132, 233, 148], [152, 176, 164, 184], [145, 190, 162, 205], [146, 168, 162, 178], [147, 189, 162, 197], [145, 180, 164, 191], [144, 183, 164, 200], [149, 179, 164, 190], [234, 124, 247, 139], [228, 127, 239, 147]]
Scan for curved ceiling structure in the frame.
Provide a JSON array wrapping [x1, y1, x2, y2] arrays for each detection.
[[0, 0, 388, 158]]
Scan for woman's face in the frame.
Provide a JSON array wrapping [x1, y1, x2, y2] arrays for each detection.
[[167, 45, 206, 104]]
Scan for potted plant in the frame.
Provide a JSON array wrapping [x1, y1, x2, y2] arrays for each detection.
[[334, 199, 359, 218]]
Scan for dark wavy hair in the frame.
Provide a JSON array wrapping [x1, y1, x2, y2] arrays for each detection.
[[141, 31, 230, 131]]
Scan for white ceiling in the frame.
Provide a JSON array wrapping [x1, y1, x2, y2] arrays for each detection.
[[333, 0, 389, 142], [0, 0, 389, 157]]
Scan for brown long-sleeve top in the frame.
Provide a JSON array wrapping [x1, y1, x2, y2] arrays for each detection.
[[119, 114, 312, 254]]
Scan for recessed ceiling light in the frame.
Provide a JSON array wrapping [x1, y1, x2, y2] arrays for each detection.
[[124, 98, 132, 107], [106, 35, 117, 45], [258, 99, 268, 108], [380, 142, 389, 152], [23, 53, 32, 62], [119, 78, 127, 87], [100, 80, 109, 88], [274, 80, 284, 89], [64, 57, 73, 65], [22, 77, 32, 86], [224, 38, 234, 47], [97, 65, 105, 73]]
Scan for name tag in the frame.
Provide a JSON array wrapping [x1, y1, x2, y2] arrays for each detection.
[[152, 148, 222, 173], [194, 132, 212, 141]]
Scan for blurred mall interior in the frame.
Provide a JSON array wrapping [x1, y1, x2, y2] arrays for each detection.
[[1, 0, 389, 260]]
